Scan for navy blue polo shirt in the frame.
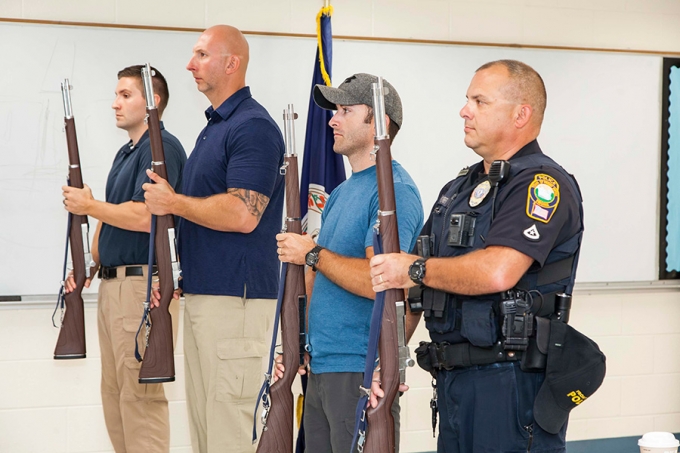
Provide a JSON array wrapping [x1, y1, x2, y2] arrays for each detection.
[[99, 122, 187, 267], [178, 87, 284, 299]]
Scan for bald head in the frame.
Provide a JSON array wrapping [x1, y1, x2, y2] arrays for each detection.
[[476, 60, 547, 127], [202, 25, 250, 73], [187, 25, 250, 107]]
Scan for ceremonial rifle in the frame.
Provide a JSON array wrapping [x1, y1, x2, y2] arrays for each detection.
[[256, 104, 306, 453], [137, 63, 180, 383], [363, 78, 414, 453], [54, 79, 94, 359]]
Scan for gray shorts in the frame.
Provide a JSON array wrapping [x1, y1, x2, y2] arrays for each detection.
[[304, 371, 400, 453]]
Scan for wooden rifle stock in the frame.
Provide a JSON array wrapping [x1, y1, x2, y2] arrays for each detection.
[[256, 105, 305, 453], [365, 79, 401, 453], [54, 80, 88, 360], [139, 64, 176, 383]]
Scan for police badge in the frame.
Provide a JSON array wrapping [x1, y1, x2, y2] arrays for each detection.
[[469, 180, 491, 207]]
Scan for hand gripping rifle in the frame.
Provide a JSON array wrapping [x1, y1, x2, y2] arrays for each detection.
[[137, 63, 180, 383], [54, 79, 95, 359], [256, 104, 306, 453], [362, 78, 414, 453]]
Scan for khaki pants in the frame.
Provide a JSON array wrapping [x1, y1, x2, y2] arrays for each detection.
[[183, 293, 276, 453], [98, 265, 180, 453]]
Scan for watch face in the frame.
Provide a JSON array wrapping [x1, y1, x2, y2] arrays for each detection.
[[409, 260, 425, 283], [305, 252, 316, 267], [306, 248, 320, 267], [410, 266, 422, 279]]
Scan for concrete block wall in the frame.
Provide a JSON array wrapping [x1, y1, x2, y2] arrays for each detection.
[[0, 300, 192, 452], [3, 286, 680, 452], [2, 0, 680, 451]]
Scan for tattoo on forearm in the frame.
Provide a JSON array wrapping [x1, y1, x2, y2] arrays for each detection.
[[227, 188, 270, 221]]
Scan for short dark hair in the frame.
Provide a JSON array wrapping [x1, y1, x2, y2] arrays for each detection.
[[117, 65, 170, 117], [364, 106, 400, 145], [477, 59, 547, 125]]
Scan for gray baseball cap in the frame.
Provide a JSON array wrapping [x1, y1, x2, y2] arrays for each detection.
[[313, 73, 403, 129]]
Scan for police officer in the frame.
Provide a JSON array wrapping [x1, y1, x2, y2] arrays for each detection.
[[369, 60, 584, 452]]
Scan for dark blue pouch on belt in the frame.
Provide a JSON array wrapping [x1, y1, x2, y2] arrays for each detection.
[[460, 300, 498, 347], [424, 289, 456, 334]]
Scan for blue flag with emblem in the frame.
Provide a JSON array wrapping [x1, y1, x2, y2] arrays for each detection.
[[300, 4, 346, 240], [295, 5, 345, 453]]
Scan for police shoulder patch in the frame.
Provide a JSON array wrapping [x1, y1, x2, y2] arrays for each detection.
[[526, 174, 560, 223]]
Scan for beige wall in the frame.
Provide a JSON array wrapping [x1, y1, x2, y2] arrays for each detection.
[[2, 0, 680, 53], [2, 0, 679, 451]]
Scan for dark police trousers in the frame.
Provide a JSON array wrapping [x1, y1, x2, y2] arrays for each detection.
[[437, 362, 566, 453]]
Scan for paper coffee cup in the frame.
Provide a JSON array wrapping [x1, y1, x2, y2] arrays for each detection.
[[639, 432, 680, 453]]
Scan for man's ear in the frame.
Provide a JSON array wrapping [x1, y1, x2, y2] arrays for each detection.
[[153, 93, 161, 108], [515, 104, 533, 128], [225, 55, 241, 75]]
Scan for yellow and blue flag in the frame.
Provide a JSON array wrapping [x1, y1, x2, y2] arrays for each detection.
[[300, 4, 346, 239], [296, 6, 345, 453]]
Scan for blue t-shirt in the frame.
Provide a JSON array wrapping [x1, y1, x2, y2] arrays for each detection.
[[99, 122, 186, 267], [178, 87, 285, 298], [309, 161, 424, 374]]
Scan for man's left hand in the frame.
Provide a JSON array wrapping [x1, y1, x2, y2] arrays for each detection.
[[369, 252, 419, 292], [369, 369, 409, 408], [143, 169, 176, 216], [276, 232, 315, 265], [62, 184, 94, 215]]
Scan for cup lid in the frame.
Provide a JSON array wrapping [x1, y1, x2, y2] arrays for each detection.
[[638, 432, 680, 448]]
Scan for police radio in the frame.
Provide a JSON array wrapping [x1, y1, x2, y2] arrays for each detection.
[[489, 160, 510, 221], [500, 289, 534, 351]]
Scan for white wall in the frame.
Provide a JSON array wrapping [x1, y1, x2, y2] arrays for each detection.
[[2, 1, 680, 451], [3, 0, 680, 53]]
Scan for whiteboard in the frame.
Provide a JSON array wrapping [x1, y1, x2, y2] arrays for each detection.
[[0, 21, 661, 296]]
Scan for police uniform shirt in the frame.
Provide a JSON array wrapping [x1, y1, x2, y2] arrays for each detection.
[[420, 140, 581, 268]]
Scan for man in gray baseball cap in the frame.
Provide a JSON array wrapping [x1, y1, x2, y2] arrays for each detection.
[[314, 72, 403, 140], [274, 72, 423, 453]]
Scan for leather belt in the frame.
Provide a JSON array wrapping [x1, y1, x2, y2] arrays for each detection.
[[98, 265, 157, 280]]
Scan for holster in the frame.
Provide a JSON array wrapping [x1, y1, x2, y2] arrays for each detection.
[[415, 340, 519, 373], [519, 317, 550, 372]]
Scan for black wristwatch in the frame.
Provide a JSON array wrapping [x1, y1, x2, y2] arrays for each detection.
[[305, 245, 324, 271], [408, 258, 427, 285]]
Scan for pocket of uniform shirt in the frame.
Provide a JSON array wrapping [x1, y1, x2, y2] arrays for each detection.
[[215, 338, 267, 402], [460, 300, 498, 347]]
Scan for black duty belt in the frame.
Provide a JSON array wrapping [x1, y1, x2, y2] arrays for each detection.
[[99, 265, 157, 280], [415, 340, 521, 372]]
